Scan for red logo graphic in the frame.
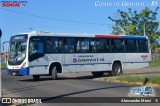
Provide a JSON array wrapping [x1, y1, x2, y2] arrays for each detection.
[[1, 1, 28, 7], [141, 55, 148, 60], [73, 58, 77, 63], [2, 3, 20, 7]]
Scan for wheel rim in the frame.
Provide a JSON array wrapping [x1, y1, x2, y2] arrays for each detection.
[[114, 65, 120, 74], [52, 67, 57, 79]]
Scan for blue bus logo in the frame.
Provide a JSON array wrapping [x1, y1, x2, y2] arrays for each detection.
[[128, 86, 156, 97]]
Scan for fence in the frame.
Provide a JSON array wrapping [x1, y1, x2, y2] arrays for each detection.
[[151, 52, 160, 61], [1, 56, 6, 63]]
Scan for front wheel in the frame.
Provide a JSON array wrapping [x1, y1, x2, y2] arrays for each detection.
[[33, 75, 40, 80], [109, 63, 122, 76], [51, 66, 57, 80]]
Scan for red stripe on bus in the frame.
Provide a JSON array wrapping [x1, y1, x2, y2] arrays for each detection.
[[95, 35, 122, 38], [15, 67, 20, 68]]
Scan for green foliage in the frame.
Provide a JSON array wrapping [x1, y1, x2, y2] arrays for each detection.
[[108, 7, 160, 45], [149, 75, 160, 84], [149, 60, 160, 67], [155, 41, 160, 48], [117, 75, 144, 82], [116, 75, 160, 85], [1, 63, 7, 69]]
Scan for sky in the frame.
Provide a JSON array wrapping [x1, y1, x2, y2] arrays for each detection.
[[0, 0, 160, 51]]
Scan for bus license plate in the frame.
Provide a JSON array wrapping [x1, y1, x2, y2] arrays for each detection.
[[12, 72, 16, 76]]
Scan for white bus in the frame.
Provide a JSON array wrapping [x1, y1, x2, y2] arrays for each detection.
[[7, 31, 150, 80]]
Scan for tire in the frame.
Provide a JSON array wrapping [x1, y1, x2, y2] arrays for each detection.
[[109, 63, 122, 76], [51, 66, 57, 80], [33, 75, 40, 80], [92, 72, 104, 77]]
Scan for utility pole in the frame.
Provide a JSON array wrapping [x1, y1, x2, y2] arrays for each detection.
[[144, 23, 146, 36], [144, 22, 151, 61], [0, 29, 2, 98]]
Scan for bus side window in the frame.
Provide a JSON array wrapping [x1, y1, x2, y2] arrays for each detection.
[[111, 39, 115, 52], [80, 39, 91, 53], [90, 39, 96, 52], [76, 39, 81, 52], [125, 39, 137, 52], [113, 39, 124, 52], [97, 39, 109, 52], [29, 40, 44, 54], [65, 38, 77, 53], [46, 38, 53, 53], [55, 40, 58, 53], [29, 42, 35, 55], [37, 42, 44, 53], [58, 39, 64, 53], [46, 37, 58, 53], [29, 37, 44, 62], [106, 40, 110, 52], [138, 40, 148, 52]]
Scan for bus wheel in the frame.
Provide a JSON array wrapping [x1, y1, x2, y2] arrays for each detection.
[[109, 63, 122, 76], [92, 72, 104, 77], [33, 75, 40, 80], [51, 66, 57, 80]]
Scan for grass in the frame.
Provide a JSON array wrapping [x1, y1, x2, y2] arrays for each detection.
[[149, 60, 160, 67], [116, 75, 144, 83], [113, 75, 160, 85], [149, 75, 160, 85], [1, 62, 7, 69]]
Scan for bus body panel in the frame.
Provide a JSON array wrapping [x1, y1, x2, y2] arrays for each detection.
[[29, 54, 64, 75], [7, 58, 29, 75], [124, 53, 149, 69], [63, 53, 112, 72]]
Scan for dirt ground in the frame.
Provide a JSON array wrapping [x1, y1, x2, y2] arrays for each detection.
[[123, 67, 160, 75], [57, 67, 160, 79]]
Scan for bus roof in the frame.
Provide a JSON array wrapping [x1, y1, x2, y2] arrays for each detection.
[[19, 31, 148, 40], [96, 35, 147, 39]]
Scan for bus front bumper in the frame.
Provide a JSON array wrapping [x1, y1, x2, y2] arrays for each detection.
[[7, 67, 29, 76]]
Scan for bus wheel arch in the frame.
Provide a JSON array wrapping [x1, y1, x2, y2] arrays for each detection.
[[110, 60, 123, 76], [48, 62, 62, 79]]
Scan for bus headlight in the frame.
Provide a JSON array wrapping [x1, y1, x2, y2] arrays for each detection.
[[21, 62, 26, 68]]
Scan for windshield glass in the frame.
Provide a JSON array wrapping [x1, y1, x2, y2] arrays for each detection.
[[8, 34, 28, 65]]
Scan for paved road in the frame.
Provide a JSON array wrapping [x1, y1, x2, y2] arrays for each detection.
[[2, 71, 134, 97], [1, 69, 160, 106]]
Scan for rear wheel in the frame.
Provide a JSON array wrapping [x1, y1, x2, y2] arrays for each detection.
[[92, 72, 104, 77], [51, 66, 57, 80], [109, 63, 122, 76], [33, 75, 40, 80]]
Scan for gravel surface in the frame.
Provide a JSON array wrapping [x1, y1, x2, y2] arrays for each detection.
[[123, 67, 160, 75]]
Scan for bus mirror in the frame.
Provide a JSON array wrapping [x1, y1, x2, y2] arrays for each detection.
[[0, 29, 2, 38], [2, 41, 9, 52]]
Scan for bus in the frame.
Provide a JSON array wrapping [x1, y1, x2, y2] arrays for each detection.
[[7, 31, 150, 80]]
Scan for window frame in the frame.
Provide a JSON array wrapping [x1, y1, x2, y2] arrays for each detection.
[[137, 39, 148, 53], [29, 36, 149, 54], [28, 36, 45, 62], [125, 39, 138, 53]]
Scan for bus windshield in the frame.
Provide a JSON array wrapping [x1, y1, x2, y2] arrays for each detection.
[[8, 34, 28, 65]]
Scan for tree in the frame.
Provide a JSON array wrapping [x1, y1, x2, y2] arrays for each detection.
[[108, 7, 160, 45]]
